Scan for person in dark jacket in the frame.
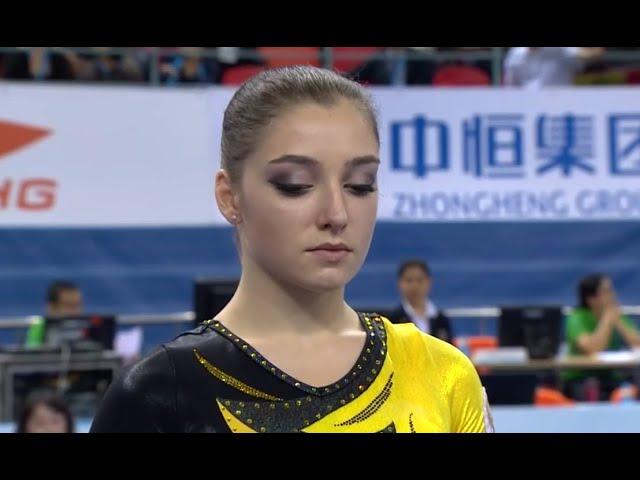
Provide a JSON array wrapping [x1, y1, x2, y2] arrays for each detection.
[[388, 259, 453, 344]]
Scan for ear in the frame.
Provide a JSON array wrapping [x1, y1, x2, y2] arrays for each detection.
[[215, 169, 242, 225]]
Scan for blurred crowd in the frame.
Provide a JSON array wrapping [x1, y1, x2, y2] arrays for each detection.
[[1, 47, 640, 87]]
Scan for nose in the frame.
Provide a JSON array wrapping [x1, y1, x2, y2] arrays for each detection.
[[316, 183, 348, 234]]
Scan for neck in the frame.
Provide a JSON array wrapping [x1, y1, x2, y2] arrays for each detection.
[[406, 297, 427, 314], [217, 259, 359, 339]]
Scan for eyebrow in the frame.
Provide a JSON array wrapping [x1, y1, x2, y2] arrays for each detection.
[[267, 154, 380, 167]]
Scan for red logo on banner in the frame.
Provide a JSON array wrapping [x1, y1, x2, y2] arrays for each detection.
[[0, 120, 51, 160], [0, 120, 57, 211]]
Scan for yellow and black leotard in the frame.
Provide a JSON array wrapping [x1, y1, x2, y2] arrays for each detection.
[[91, 313, 491, 433]]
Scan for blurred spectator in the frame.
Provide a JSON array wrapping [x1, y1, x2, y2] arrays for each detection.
[[503, 47, 604, 87], [76, 47, 146, 82], [562, 273, 640, 401], [159, 47, 220, 85], [3, 47, 75, 81], [25, 280, 83, 348], [355, 47, 438, 85], [16, 391, 75, 433], [23, 279, 142, 364], [388, 260, 453, 344], [101, 47, 145, 81], [1, 47, 148, 83]]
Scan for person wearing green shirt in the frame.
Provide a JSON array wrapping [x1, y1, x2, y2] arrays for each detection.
[[563, 273, 640, 401], [25, 280, 84, 348]]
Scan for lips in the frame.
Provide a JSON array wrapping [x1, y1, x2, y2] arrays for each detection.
[[306, 243, 353, 263], [308, 243, 352, 252]]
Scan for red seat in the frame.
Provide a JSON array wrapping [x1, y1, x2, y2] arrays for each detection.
[[258, 47, 320, 68], [433, 64, 491, 86], [331, 47, 380, 73], [626, 67, 640, 84], [221, 65, 266, 85]]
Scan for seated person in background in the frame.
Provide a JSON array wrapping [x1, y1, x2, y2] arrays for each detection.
[[74, 47, 146, 82], [388, 260, 453, 344], [563, 273, 640, 401], [159, 47, 220, 85], [16, 391, 75, 433], [503, 47, 604, 88], [355, 47, 494, 86], [3, 47, 75, 81], [25, 280, 84, 348], [354, 47, 437, 86]]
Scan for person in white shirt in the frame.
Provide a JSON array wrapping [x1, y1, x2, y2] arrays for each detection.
[[388, 260, 453, 343], [503, 47, 604, 88]]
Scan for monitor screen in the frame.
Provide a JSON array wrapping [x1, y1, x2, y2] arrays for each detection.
[[498, 306, 563, 359], [44, 314, 116, 350], [193, 279, 238, 327]]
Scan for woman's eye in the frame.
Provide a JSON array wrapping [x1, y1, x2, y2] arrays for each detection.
[[346, 184, 377, 196], [271, 182, 313, 196]]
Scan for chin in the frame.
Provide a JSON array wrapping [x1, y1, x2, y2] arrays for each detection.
[[297, 267, 356, 293]]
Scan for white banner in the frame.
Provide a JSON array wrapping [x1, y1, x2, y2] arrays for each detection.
[[0, 83, 230, 226], [2, 84, 640, 226], [374, 87, 640, 222]]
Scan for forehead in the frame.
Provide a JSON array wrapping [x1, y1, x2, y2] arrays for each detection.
[[250, 100, 378, 164], [32, 404, 61, 418], [402, 266, 429, 278], [598, 278, 612, 290], [59, 289, 81, 297]]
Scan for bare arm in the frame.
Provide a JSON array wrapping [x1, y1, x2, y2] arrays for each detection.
[[614, 315, 640, 347], [62, 50, 95, 80], [576, 308, 616, 355], [28, 48, 46, 78], [576, 47, 605, 60]]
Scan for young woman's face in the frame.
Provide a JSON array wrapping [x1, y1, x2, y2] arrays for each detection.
[[236, 99, 379, 293], [590, 277, 617, 312], [398, 266, 432, 304], [24, 404, 69, 433]]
